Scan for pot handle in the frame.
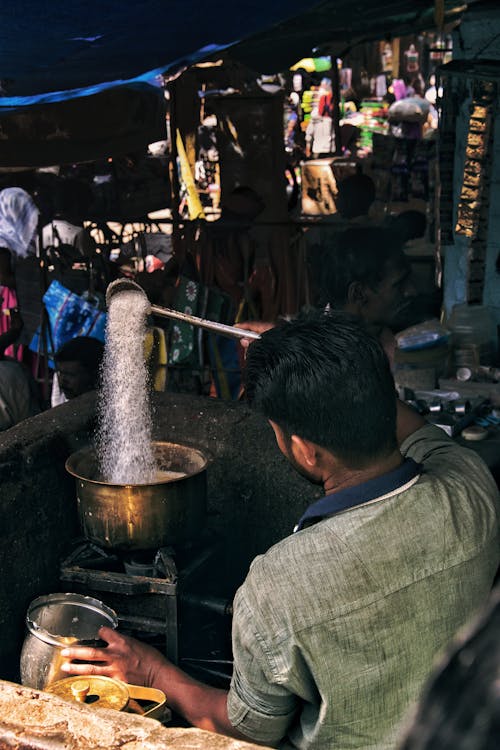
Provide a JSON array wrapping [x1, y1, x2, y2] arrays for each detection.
[[126, 683, 169, 721]]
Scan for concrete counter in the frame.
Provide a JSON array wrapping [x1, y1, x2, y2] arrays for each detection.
[[0, 679, 268, 750]]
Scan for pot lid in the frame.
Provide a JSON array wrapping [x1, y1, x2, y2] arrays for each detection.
[[26, 593, 118, 648], [46, 675, 129, 711]]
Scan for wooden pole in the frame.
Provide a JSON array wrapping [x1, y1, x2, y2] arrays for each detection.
[[331, 58, 342, 155]]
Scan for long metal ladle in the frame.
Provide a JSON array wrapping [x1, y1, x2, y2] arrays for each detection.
[[105, 278, 261, 341]]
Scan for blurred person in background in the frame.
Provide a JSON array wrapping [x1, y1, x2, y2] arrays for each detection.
[[0, 187, 40, 361], [0, 355, 41, 430], [0, 240, 41, 431], [240, 226, 416, 366], [51, 336, 104, 406], [41, 178, 95, 254], [305, 78, 336, 158], [388, 79, 432, 140]]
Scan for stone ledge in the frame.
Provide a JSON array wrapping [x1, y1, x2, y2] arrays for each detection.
[[0, 679, 268, 750]]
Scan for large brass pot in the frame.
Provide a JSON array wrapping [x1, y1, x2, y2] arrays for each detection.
[[65, 441, 208, 551]]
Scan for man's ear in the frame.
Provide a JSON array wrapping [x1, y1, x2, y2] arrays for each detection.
[[347, 280, 368, 307], [291, 434, 318, 467]]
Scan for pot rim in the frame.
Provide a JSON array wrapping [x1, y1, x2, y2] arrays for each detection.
[[25, 592, 118, 647], [65, 440, 209, 487]]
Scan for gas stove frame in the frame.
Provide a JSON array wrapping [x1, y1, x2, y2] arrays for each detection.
[[59, 530, 231, 667]]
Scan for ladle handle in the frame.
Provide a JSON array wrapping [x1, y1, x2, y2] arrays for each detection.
[[150, 304, 261, 341]]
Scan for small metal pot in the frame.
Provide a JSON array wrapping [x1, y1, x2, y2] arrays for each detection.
[[20, 593, 118, 690], [65, 441, 208, 551]]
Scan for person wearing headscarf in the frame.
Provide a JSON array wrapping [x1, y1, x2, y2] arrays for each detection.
[[0, 188, 40, 359], [0, 187, 39, 261]]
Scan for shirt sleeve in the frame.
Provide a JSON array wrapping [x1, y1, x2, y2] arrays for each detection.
[[227, 587, 298, 745]]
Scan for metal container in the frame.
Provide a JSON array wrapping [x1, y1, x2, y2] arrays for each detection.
[[20, 593, 118, 690], [65, 441, 208, 551], [46, 675, 169, 720]]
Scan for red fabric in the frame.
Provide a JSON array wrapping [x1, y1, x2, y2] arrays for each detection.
[[0, 285, 23, 361], [318, 93, 333, 118]]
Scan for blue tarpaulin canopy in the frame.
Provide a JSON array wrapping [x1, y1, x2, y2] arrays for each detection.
[[0, 0, 309, 165], [0, 0, 472, 166], [0, 0, 471, 101], [0, 0, 309, 103]]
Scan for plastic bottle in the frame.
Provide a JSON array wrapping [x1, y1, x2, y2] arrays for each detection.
[[447, 304, 497, 367]]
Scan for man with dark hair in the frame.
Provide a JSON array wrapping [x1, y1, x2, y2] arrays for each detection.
[[52, 335, 104, 404], [42, 178, 96, 257], [335, 173, 376, 220], [312, 226, 415, 332], [244, 310, 399, 465], [244, 225, 416, 363], [60, 311, 499, 750]]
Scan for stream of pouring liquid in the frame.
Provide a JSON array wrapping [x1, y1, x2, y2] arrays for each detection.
[[96, 289, 158, 485]]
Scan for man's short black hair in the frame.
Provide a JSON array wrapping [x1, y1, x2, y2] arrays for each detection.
[[312, 226, 407, 308], [55, 336, 104, 376], [244, 310, 397, 468]]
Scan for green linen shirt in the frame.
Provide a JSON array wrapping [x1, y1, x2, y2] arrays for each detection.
[[227, 425, 500, 749]]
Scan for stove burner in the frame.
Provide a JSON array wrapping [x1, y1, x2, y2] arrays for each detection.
[[123, 553, 158, 579], [62, 540, 181, 584]]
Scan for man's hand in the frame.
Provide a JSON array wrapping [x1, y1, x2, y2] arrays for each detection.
[[238, 321, 275, 350], [61, 626, 248, 741], [61, 626, 167, 687]]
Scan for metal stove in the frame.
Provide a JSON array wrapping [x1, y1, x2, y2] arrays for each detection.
[[59, 530, 233, 685]]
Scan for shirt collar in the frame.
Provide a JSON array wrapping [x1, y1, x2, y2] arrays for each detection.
[[294, 458, 422, 533]]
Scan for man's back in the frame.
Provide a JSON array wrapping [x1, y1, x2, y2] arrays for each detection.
[[229, 425, 500, 749]]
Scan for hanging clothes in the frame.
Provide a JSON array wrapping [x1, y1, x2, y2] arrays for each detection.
[[0, 285, 23, 361]]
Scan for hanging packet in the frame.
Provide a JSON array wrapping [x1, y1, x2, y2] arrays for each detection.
[[29, 279, 106, 361]]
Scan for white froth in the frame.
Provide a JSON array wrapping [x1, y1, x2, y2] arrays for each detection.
[[96, 289, 157, 484]]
